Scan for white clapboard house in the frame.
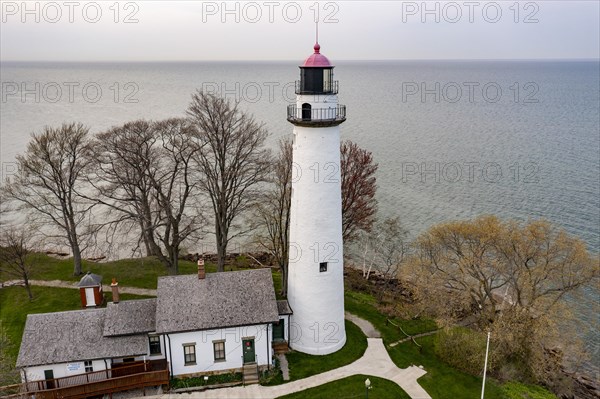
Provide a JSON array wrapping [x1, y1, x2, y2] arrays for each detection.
[[16, 263, 292, 393]]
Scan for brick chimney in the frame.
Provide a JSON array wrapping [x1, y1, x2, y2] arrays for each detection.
[[111, 278, 120, 303], [197, 258, 205, 280]]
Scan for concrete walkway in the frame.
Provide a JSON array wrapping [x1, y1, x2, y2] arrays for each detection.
[[276, 354, 290, 381], [345, 311, 381, 338], [150, 314, 432, 399], [1, 279, 157, 296]]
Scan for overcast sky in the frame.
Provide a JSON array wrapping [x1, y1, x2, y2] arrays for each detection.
[[1, 1, 598, 61]]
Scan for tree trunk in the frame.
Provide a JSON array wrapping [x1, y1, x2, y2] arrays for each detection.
[[67, 222, 84, 276], [72, 241, 83, 276], [217, 240, 226, 272], [140, 200, 163, 258], [169, 247, 179, 275], [215, 216, 227, 272], [23, 275, 33, 300]]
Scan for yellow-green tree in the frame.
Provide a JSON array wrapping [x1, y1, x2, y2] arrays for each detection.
[[409, 216, 598, 388]]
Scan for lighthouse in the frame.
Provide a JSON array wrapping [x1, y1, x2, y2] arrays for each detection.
[[286, 42, 347, 355]]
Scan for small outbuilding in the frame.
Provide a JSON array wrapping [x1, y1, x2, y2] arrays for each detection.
[[77, 272, 104, 308]]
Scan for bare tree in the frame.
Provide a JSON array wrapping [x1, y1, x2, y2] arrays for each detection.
[[0, 226, 38, 300], [352, 216, 409, 288], [340, 140, 378, 242], [3, 123, 93, 276], [252, 138, 292, 295], [87, 120, 163, 257], [88, 119, 204, 274], [187, 92, 271, 272], [147, 118, 205, 274]]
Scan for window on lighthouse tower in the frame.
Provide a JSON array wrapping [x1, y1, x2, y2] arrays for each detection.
[[302, 103, 312, 121], [319, 262, 328, 272], [323, 69, 332, 92]]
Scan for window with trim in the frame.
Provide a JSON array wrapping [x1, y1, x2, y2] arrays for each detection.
[[183, 344, 196, 365], [149, 335, 161, 355], [84, 360, 93, 373], [319, 262, 328, 272], [213, 340, 226, 362]]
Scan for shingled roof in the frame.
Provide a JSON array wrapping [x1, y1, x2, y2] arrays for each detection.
[[155, 268, 279, 334], [277, 300, 293, 315], [77, 272, 102, 287], [16, 309, 148, 368], [103, 299, 157, 337]]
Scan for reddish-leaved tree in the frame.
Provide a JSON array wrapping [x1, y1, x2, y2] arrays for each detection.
[[340, 140, 378, 242]]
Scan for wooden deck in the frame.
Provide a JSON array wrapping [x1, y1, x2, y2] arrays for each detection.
[[3, 361, 169, 399]]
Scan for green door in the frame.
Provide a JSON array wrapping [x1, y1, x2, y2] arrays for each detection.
[[273, 319, 285, 341], [44, 370, 55, 389], [242, 338, 255, 364]]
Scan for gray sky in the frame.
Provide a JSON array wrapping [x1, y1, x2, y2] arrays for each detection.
[[1, 1, 599, 61]]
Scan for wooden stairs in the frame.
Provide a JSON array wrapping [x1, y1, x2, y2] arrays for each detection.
[[243, 363, 259, 385], [272, 341, 289, 354]]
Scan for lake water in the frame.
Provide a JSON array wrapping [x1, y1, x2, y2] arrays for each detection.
[[1, 60, 598, 375]]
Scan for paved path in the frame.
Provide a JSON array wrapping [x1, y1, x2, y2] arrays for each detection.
[[149, 314, 431, 399], [1, 279, 157, 296], [345, 311, 381, 338], [276, 354, 290, 381]]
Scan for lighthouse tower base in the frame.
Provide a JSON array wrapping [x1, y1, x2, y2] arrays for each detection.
[[287, 123, 346, 356]]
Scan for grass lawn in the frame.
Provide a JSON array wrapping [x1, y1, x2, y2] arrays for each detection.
[[285, 320, 368, 381], [276, 374, 412, 399], [0, 285, 152, 360], [344, 290, 506, 399], [502, 382, 558, 399], [0, 253, 198, 289]]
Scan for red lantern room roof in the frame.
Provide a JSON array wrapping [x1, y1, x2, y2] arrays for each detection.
[[301, 43, 333, 68]]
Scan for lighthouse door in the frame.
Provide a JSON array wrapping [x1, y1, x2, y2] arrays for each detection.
[[301, 103, 311, 121], [242, 338, 255, 364]]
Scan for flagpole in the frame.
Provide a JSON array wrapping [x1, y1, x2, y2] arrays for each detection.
[[481, 331, 491, 399]]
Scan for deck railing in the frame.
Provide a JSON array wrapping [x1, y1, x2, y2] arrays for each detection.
[[11, 360, 169, 398], [17, 370, 169, 399], [287, 104, 346, 123]]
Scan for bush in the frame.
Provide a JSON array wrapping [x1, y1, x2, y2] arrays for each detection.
[[170, 372, 242, 389], [260, 357, 283, 386], [433, 327, 489, 376], [502, 381, 558, 399]]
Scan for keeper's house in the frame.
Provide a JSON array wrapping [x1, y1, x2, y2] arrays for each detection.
[[15, 264, 291, 396]]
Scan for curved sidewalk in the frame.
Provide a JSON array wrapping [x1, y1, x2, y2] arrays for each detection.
[[153, 314, 432, 399]]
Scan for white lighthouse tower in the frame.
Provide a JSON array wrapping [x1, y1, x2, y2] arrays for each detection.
[[286, 42, 347, 355]]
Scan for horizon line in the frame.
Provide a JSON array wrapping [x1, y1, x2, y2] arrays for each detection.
[[1, 57, 599, 64]]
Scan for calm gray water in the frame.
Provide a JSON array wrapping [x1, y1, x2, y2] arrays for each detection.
[[1, 60, 599, 375]]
